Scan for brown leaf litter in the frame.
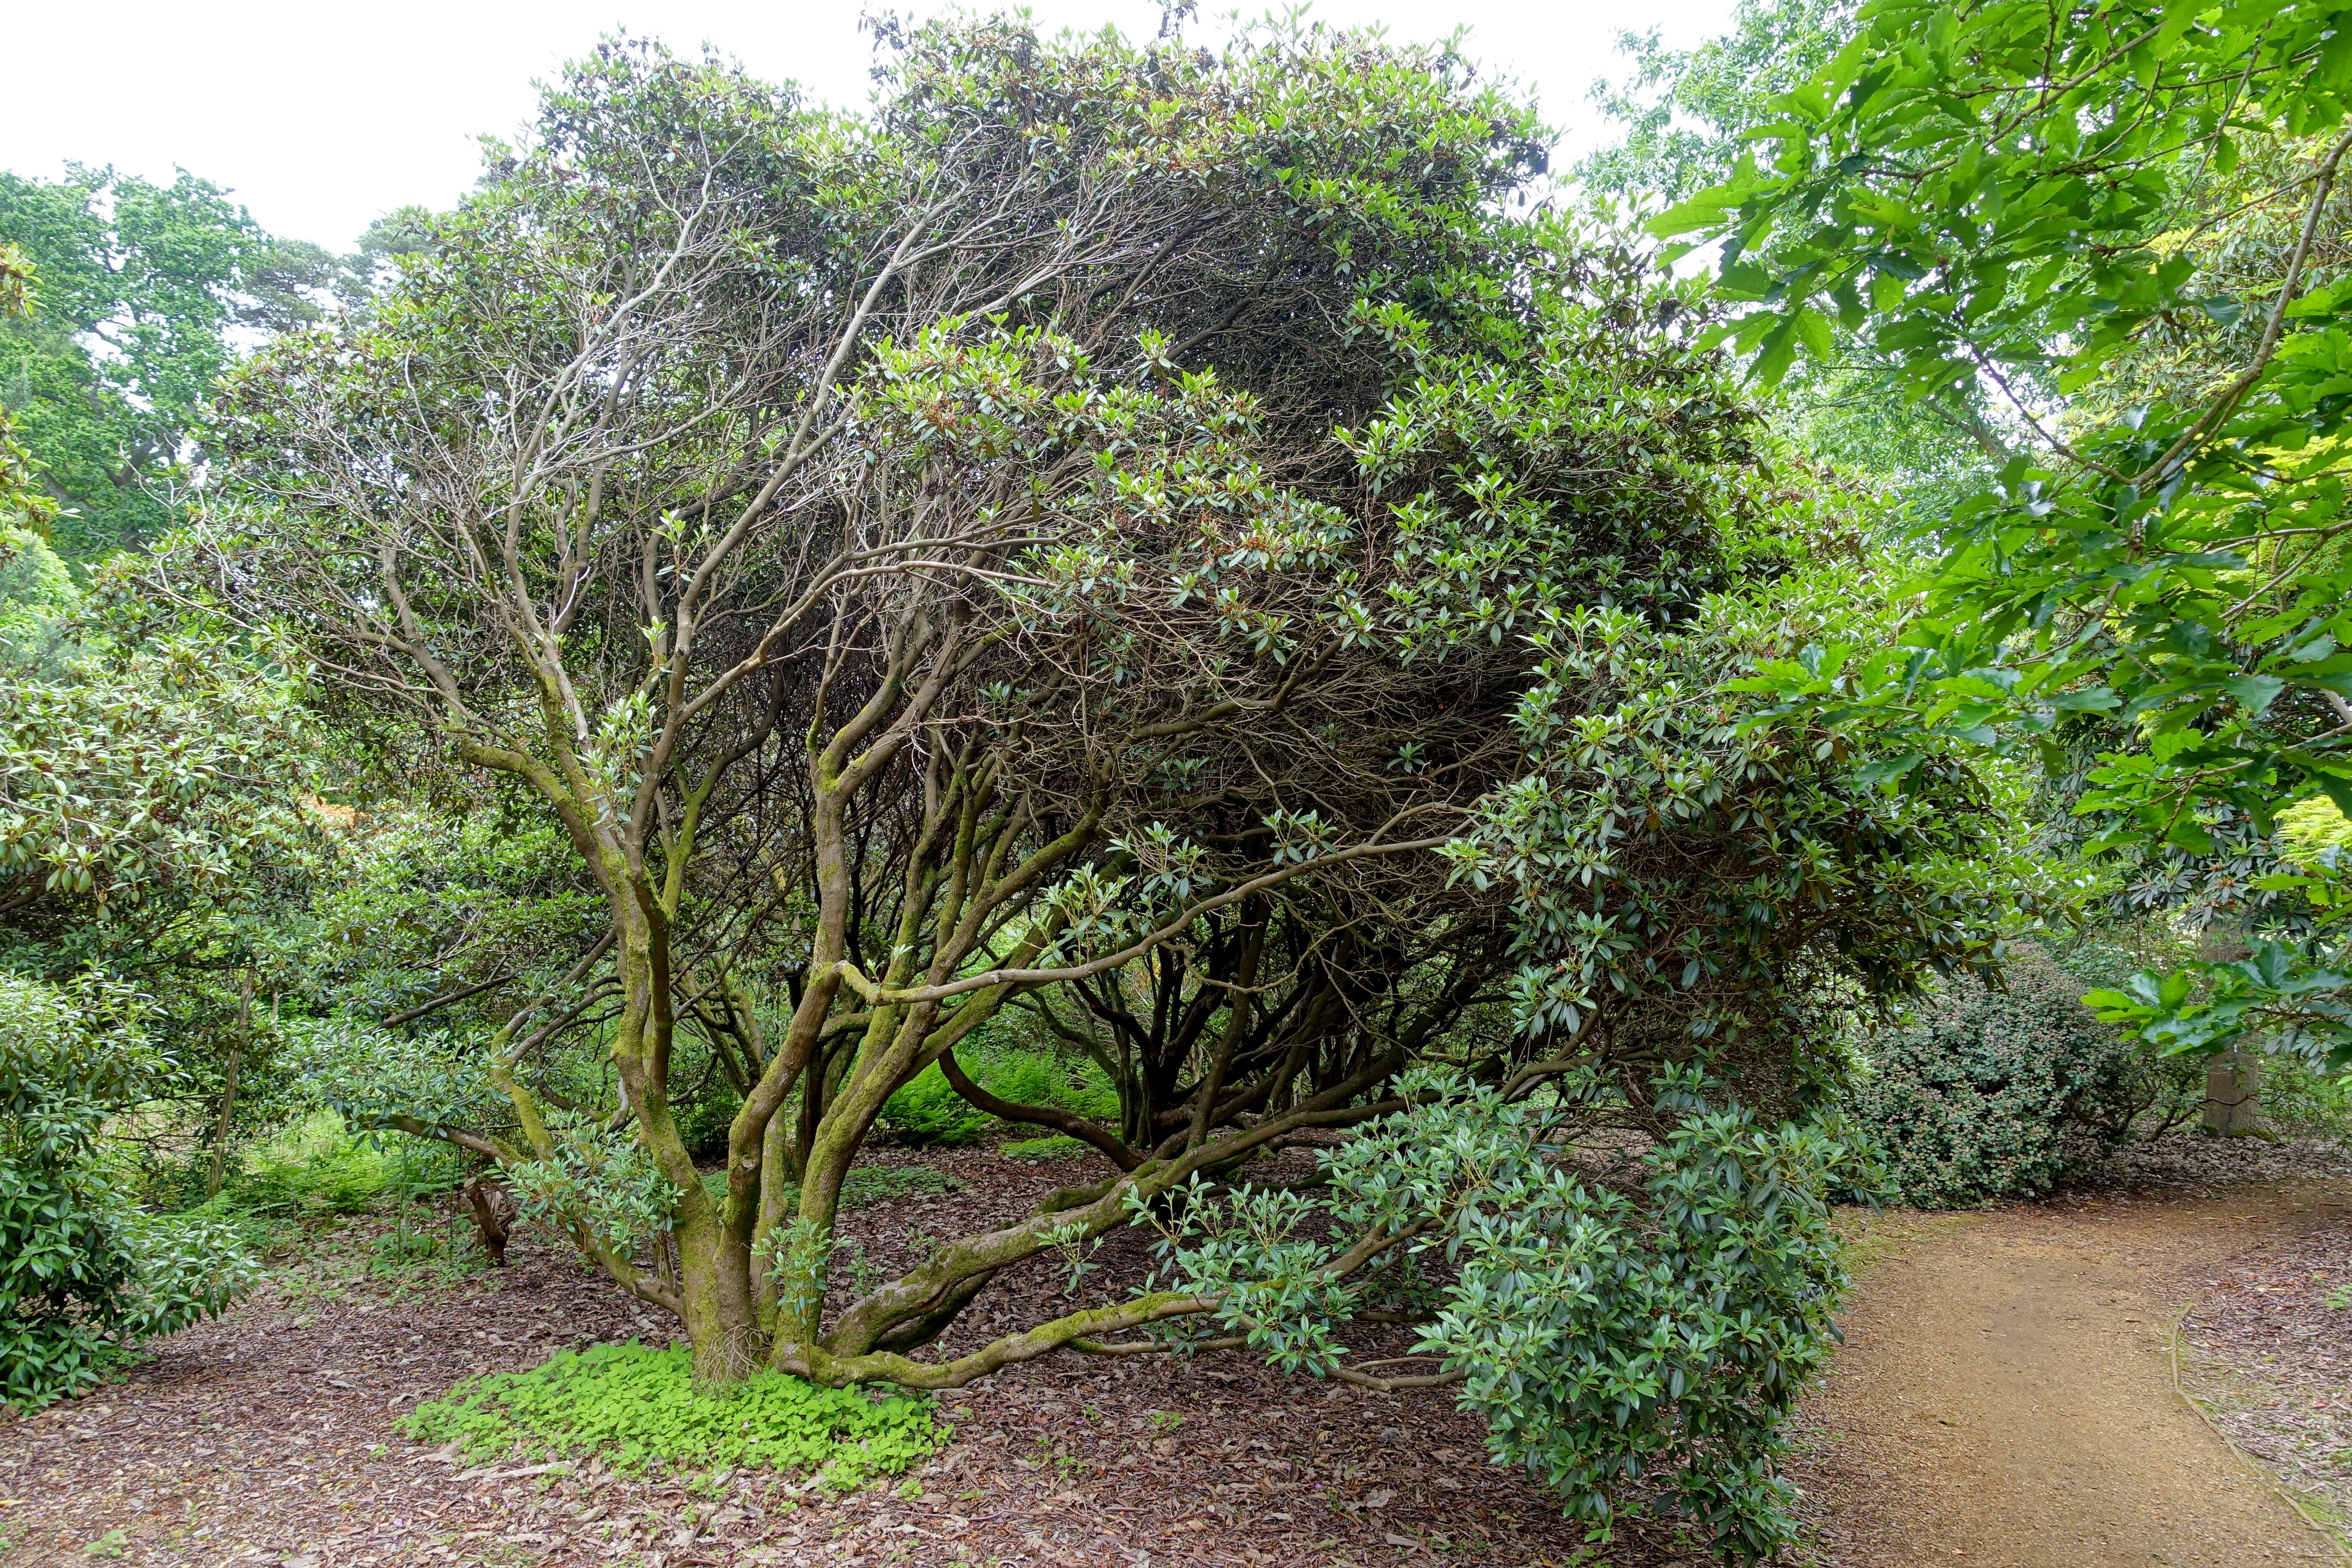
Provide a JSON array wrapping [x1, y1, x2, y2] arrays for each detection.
[[1, 1144, 1712, 1567]]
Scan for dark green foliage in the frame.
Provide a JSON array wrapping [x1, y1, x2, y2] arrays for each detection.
[[1844, 952, 2157, 1207], [300, 809, 605, 1029], [1148, 1072, 1862, 1563], [673, 1087, 740, 1162], [0, 1148, 129, 1405], [0, 972, 254, 1407], [0, 169, 412, 563], [2263, 1052, 2352, 1140], [402, 1342, 943, 1483], [1, 971, 154, 1406]]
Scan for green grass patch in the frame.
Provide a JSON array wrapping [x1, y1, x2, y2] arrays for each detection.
[[401, 1341, 945, 1485], [879, 1047, 1119, 1145], [999, 1134, 1089, 1162], [698, 1163, 962, 1214]]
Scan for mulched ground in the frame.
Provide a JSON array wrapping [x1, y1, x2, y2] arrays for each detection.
[[19, 1133, 2347, 1568], [2176, 1194, 2352, 1548], [1, 1143, 1713, 1568], [2078, 1132, 2352, 1196]]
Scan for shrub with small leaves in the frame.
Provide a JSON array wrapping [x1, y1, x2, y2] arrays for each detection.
[[1844, 950, 2155, 1208]]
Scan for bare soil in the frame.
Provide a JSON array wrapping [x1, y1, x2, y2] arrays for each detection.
[[1782, 1139, 2352, 1568]]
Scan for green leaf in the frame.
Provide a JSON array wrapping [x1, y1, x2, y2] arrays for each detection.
[[1851, 752, 1923, 787], [2223, 674, 2286, 717]]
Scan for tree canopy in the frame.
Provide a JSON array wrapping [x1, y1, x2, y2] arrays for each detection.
[[93, 18, 2036, 1554], [1657, 0, 2352, 1067]]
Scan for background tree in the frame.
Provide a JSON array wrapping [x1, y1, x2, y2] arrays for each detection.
[[1660, 0, 2352, 1069], [0, 167, 334, 557], [1579, 0, 1855, 207], [0, 168, 434, 564], [1579, 0, 2009, 518]]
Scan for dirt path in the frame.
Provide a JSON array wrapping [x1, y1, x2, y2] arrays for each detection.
[[1793, 1179, 2352, 1568]]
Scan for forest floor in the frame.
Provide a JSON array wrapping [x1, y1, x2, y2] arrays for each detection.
[[0, 1142, 1716, 1568], [6, 1135, 2352, 1568]]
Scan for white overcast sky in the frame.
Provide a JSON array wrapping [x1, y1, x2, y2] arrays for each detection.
[[3, 1, 1736, 251]]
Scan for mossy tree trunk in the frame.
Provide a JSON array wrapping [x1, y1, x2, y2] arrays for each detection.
[[205, 21, 1571, 1390]]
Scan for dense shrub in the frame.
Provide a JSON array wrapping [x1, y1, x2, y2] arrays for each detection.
[[402, 1341, 943, 1484], [1844, 951, 2158, 1207], [0, 972, 256, 1407], [674, 1086, 741, 1162], [1148, 1070, 1860, 1562]]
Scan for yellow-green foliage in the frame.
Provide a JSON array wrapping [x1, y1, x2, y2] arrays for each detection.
[[2279, 796, 2352, 856], [878, 1047, 1118, 1145], [217, 1109, 452, 1219], [401, 1342, 944, 1485]]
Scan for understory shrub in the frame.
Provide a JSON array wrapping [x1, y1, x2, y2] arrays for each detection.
[[675, 1084, 742, 1161], [1843, 950, 2158, 1207], [216, 1108, 463, 1220], [402, 1341, 944, 1484], [875, 1063, 985, 1145], [0, 971, 256, 1407], [1145, 1070, 1857, 1562]]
